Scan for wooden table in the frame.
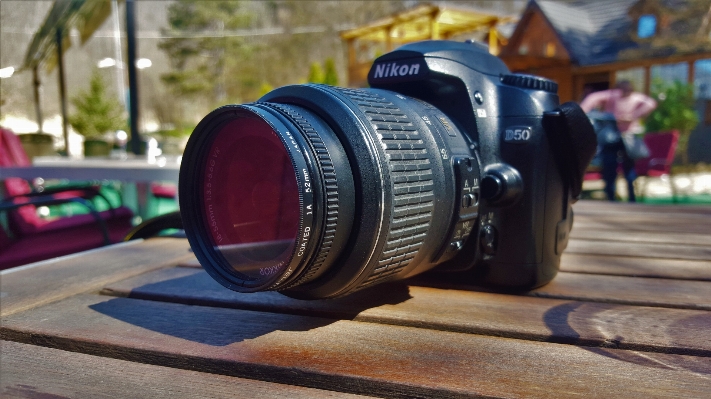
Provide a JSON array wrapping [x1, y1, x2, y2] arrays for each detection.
[[1, 200, 710, 398]]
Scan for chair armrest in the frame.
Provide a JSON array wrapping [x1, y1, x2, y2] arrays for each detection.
[[648, 158, 672, 167], [8, 185, 117, 216], [40, 182, 125, 207], [645, 157, 673, 174], [0, 196, 111, 245], [124, 211, 182, 241]]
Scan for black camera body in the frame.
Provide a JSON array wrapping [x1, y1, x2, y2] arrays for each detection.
[[365, 40, 575, 288], [180, 40, 595, 299]]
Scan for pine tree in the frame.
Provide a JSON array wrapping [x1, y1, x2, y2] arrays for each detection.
[[158, 0, 253, 104], [307, 62, 325, 84], [68, 71, 126, 139], [323, 58, 338, 86]]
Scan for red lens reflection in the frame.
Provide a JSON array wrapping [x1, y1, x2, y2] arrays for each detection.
[[203, 116, 300, 280]]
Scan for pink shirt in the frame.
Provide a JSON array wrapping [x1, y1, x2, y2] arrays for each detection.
[[580, 89, 657, 134]]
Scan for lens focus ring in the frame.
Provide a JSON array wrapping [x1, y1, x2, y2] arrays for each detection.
[[335, 88, 435, 290], [264, 103, 341, 289]]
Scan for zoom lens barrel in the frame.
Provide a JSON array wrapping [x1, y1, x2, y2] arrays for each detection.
[[180, 84, 477, 298]]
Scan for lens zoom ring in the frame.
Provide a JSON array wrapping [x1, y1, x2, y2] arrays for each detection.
[[267, 103, 339, 288], [335, 88, 434, 290]]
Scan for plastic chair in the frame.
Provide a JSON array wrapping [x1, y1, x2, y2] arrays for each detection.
[[151, 182, 177, 199], [0, 128, 134, 269], [634, 131, 679, 200]]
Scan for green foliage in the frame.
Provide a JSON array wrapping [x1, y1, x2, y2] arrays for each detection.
[[323, 58, 338, 86], [258, 82, 274, 98], [307, 62, 324, 84], [159, 0, 254, 103], [68, 71, 126, 139], [307, 58, 339, 86], [645, 79, 700, 164], [154, 125, 194, 139]]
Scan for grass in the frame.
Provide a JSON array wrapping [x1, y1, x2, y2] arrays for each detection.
[[639, 194, 711, 205]]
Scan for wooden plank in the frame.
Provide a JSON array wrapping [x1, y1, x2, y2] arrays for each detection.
[[2, 294, 710, 399], [0, 340, 369, 399], [565, 238, 711, 260], [0, 238, 193, 317], [426, 270, 711, 312], [101, 267, 711, 356], [573, 200, 711, 216], [417, 272, 711, 311], [572, 214, 711, 234], [528, 272, 711, 310], [561, 253, 711, 281], [569, 228, 711, 246], [179, 257, 201, 268]]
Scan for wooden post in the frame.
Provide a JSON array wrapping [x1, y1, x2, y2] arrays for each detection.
[[488, 25, 498, 55], [346, 38, 356, 87], [56, 27, 69, 153], [430, 12, 440, 40], [33, 66, 43, 133], [609, 70, 616, 89], [688, 60, 695, 85], [644, 65, 651, 95], [386, 26, 393, 52]]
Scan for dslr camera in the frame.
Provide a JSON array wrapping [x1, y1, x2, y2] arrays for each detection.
[[179, 40, 596, 299]]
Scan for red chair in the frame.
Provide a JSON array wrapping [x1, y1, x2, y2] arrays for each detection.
[[0, 128, 134, 269], [151, 182, 177, 199], [634, 131, 679, 200]]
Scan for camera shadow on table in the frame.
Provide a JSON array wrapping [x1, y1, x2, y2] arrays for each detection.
[[91, 268, 413, 346]]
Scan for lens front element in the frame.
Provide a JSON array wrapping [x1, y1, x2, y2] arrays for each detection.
[[202, 115, 301, 283]]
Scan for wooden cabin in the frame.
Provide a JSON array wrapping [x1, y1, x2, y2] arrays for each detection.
[[499, 0, 711, 102], [499, 0, 711, 162]]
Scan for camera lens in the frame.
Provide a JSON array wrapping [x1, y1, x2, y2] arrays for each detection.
[[181, 103, 357, 293], [202, 116, 300, 281], [181, 85, 478, 298]]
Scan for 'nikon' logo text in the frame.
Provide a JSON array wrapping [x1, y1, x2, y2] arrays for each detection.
[[373, 62, 420, 78]]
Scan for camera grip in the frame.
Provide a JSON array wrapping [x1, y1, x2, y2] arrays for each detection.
[[542, 102, 596, 201]]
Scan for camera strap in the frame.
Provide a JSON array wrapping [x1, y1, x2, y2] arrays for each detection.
[[542, 102, 597, 201]]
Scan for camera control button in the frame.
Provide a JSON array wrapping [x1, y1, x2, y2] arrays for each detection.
[[449, 240, 463, 252], [481, 175, 503, 200], [501, 74, 558, 93], [480, 224, 497, 255], [461, 193, 478, 208]]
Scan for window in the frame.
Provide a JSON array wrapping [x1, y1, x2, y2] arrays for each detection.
[[545, 42, 556, 57], [638, 14, 656, 38], [615, 68, 645, 92], [651, 62, 689, 88], [694, 59, 711, 99]]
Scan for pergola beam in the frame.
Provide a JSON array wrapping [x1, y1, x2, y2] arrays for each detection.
[[340, 3, 517, 87]]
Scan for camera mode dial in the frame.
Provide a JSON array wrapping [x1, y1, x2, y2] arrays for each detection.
[[501, 74, 558, 94]]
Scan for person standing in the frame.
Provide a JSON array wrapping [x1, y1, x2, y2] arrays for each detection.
[[580, 80, 657, 202]]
